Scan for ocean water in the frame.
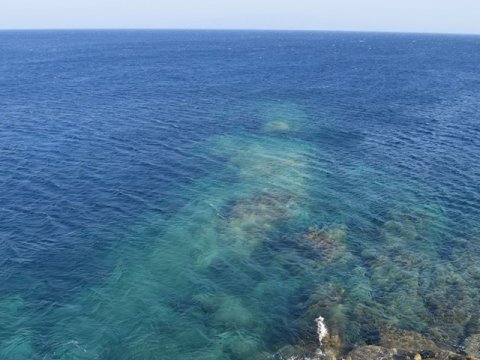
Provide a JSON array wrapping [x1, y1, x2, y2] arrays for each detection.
[[1, 30, 479, 359]]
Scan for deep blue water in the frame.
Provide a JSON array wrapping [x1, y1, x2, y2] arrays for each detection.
[[1, 30, 480, 359]]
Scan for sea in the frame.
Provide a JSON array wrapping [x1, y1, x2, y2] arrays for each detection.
[[1, 30, 479, 359]]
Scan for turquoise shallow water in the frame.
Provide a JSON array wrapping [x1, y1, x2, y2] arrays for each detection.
[[1, 31, 480, 359]]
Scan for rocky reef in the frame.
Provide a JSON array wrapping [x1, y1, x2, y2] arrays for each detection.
[[273, 321, 480, 360], [346, 345, 477, 360], [464, 335, 480, 358], [302, 225, 347, 263], [227, 193, 301, 249], [4, 100, 480, 359], [271, 204, 480, 360]]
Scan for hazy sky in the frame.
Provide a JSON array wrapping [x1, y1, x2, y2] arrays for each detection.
[[2, 0, 480, 34]]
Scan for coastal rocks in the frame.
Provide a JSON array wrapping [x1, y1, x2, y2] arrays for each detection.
[[322, 333, 342, 360], [313, 315, 341, 359], [273, 333, 480, 360], [284, 201, 477, 359], [347, 345, 398, 360], [343, 326, 480, 360], [271, 315, 340, 360], [346, 345, 479, 360], [464, 334, 480, 357], [379, 327, 439, 352]]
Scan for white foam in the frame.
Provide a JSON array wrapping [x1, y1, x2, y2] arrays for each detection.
[[315, 315, 328, 355], [285, 315, 328, 360]]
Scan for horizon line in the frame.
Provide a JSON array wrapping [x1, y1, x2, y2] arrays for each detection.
[[0, 27, 479, 37]]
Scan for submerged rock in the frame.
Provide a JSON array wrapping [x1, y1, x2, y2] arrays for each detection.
[[193, 294, 257, 329], [464, 334, 480, 357], [227, 193, 302, 251], [230, 194, 298, 226], [259, 101, 308, 134], [299, 283, 346, 331], [221, 332, 262, 359], [303, 225, 347, 262], [264, 120, 291, 132], [212, 296, 255, 328]]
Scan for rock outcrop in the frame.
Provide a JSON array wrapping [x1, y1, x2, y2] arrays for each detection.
[[347, 345, 478, 360], [464, 334, 480, 358]]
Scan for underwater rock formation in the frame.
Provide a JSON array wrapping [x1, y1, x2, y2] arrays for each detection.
[[194, 294, 258, 330], [284, 202, 480, 360], [264, 120, 291, 132], [464, 335, 480, 358], [40, 108, 318, 358], [7, 99, 479, 358], [259, 101, 308, 134], [302, 225, 347, 263], [227, 193, 300, 249], [348, 205, 480, 349]]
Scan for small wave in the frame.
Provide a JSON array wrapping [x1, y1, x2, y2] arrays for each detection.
[[315, 315, 328, 355], [286, 316, 329, 360]]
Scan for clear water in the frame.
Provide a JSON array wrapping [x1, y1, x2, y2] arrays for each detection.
[[1, 30, 479, 359]]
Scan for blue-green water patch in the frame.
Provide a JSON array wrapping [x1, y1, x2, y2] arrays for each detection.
[[1, 30, 479, 359]]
